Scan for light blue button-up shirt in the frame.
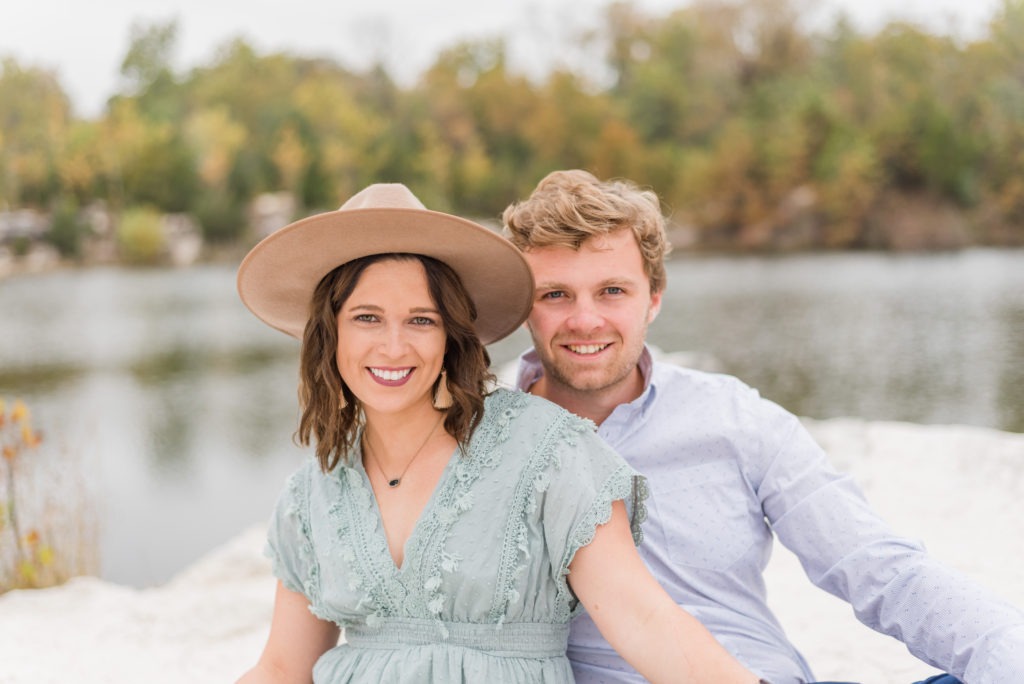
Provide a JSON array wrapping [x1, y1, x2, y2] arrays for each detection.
[[516, 346, 1024, 684]]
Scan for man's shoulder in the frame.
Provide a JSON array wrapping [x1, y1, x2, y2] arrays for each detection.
[[645, 360, 798, 436], [650, 359, 757, 400]]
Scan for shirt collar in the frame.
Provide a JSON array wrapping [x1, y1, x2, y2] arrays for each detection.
[[514, 348, 545, 393], [514, 345, 658, 417]]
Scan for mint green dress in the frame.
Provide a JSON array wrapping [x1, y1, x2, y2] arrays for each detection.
[[266, 388, 648, 683]]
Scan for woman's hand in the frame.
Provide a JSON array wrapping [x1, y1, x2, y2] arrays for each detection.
[[568, 501, 761, 684]]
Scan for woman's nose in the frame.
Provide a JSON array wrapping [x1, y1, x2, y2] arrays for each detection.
[[378, 324, 409, 356]]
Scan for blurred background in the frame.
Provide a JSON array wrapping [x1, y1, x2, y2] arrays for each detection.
[[1, 0, 1021, 589]]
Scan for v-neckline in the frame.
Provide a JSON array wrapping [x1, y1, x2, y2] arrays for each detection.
[[355, 438, 459, 574]]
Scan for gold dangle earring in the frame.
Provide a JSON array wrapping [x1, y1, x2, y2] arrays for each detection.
[[432, 369, 454, 409]]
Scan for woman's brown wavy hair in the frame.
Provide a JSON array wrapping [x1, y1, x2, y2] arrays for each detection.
[[296, 253, 493, 473]]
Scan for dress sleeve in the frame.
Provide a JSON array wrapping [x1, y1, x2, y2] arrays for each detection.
[[537, 413, 649, 612], [264, 460, 318, 600]]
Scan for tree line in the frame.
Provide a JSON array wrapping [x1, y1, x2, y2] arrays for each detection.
[[2, 0, 1023, 258]]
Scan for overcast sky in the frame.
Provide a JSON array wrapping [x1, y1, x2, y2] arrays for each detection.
[[1, 0, 1002, 117]]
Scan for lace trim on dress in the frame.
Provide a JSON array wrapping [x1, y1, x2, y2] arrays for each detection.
[[264, 463, 327, 620], [328, 457, 404, 627], [269, 390, 650, 633], [489, 409, 651, 624], [326, 391, 529, 636], [630, 474, 650, 544], [407, 390, 528, 636], [405, 452, 475, 637], [557, 462, 649, 618], [487, 410, 584, 624]]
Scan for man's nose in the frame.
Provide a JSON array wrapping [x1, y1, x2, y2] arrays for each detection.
[[566, 299, 603, 333]]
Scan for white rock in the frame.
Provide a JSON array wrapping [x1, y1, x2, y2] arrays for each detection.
[[1, 421, 1021, 683]]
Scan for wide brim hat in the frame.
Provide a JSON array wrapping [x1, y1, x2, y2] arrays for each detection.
[[237, 183, 534, 345]]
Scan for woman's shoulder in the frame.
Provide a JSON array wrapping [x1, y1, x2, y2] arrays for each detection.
[[484, 387, 583, 420], [481, 388, 597, 438], [280, 453, 348, 495], [274, 455, 319, 500]]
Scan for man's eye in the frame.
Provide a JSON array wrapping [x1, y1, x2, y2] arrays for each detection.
[[541, 291, 565, 300], [605, 287, 624, 295]]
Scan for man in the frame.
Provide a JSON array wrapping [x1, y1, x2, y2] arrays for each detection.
[[501, 169, 1024, 684]]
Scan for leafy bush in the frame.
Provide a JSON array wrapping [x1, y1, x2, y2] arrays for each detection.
[[193, 191, 246, 244], [116, 206, 165, 264], [47, 197, 86, 259]]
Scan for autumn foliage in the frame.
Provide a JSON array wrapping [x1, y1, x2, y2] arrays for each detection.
[[0, 398, 97, 592], [2, 0, 1024, 252]]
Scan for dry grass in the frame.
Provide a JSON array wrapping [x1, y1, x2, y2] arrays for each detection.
[[1, 398, 99, 592]]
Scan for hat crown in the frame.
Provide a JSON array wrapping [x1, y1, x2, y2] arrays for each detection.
[[239, 182, 533, 345], [339, 183, 426, 211]]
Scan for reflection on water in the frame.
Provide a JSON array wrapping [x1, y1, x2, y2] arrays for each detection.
[[652, 250, 1024, 432], [0, 251, 1021, 586]]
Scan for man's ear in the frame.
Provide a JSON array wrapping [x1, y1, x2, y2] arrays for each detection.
[[648, 289, 663, 324]]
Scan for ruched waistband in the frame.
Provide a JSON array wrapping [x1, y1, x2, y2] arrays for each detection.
[[344, 618, 569, 658]]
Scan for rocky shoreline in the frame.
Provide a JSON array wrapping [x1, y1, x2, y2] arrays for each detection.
[[1, 417, 1022, 683]]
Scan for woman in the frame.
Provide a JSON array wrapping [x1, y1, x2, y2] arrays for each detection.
[[235, 183, 762, 683]]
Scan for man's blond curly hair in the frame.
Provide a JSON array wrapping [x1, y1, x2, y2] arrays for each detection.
[[502, 169, 670, 293]]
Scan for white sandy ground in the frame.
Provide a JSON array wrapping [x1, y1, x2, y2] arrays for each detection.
[[1, 418, 1022, 684]]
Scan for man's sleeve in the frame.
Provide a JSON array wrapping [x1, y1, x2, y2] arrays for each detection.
[[749, 394, 1024, 683]]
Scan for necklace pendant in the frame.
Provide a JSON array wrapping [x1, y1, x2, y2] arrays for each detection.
[[387, 478, 401, 488]]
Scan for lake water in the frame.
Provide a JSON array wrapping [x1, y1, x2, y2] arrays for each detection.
[[1, 249, 1022, 586]]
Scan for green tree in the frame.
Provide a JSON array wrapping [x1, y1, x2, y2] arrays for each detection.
[[977, 0, 1024, 240], [187, 40, 304, 196], [119, 19, 182, 121], [116, 206, 165, 264], [46, 196, 86, 258], [185, 105, 249, 242], [121, 127, 198, 212], [0, 58, 71, 207]]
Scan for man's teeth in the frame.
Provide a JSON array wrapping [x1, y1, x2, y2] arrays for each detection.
[[568, 344, 608, 355], [370, 368, 412, 381]]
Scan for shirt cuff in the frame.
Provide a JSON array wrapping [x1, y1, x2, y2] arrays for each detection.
[[962, 623, 1024, 684]]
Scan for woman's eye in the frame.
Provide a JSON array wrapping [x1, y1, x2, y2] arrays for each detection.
[[411, 316, 436, 326], [355, 314, 377, 323]]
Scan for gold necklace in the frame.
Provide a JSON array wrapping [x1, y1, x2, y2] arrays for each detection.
[[364, 414, 445, 488]]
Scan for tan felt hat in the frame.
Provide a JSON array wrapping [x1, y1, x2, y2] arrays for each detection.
[[236, 183, 534, 345]]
